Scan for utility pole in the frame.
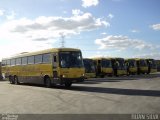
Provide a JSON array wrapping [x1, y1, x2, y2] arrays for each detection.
[[59, 32, 65, 48]]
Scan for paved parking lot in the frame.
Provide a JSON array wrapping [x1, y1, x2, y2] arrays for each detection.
[[0, 73, 160, 114]]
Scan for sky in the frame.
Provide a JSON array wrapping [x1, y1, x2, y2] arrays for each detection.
[[0, 0, 160, 61]]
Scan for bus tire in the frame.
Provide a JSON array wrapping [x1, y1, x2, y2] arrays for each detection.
[[45, 77, 52, 88], [9, 76, 14, 84], [14, 76, 19, 85], [65, 82, 72, 88]]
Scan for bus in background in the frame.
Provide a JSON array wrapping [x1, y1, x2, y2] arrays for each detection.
[[1, 48, 85, 87], [156, 60, 160, 72], [125, 59, 137, 75], [92, 57, 113, 77], [146, 59, 157, 74], [135, 58, 148, 74], [111, 58, 127, 76], [83, 58, 96, 78], [0, 62, 2, 80]]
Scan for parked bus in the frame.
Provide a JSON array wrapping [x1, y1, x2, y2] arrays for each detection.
[[92, 57, 113, 77], [125, 59, 137, 75], [146, 59, 157, 74], [1, 48, 85, 87], [83, 58, 96, 78], [0, 62, 2, 80], [156, 60, 160, 72], [111, 58, 127, 76], [135, 58, 148, 74]]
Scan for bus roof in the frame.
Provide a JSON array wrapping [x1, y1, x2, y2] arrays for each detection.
[[2, 48, 81, 60], [110, 57, 124, 60], [125, 58, 137, 61], [91, 57, 112, 60]]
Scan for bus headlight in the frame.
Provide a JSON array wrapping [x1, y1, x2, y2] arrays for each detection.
[[62, 75, 66, 78], [82, 74, 85, 77]]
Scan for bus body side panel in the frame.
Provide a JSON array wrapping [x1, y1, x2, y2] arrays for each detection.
[[85, 73, 96, 78], [101, 68, 113, 75], [117, 70, 127, 76], [140, 67, 148, 73], [150, 69, 157, 73], [14, 64, 53, 84], [129, 67, 137, 74]]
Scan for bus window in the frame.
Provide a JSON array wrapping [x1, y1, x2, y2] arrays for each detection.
[[35, 55, 42, 64], [43, 53, 50, 63], [16, 58, 21, 65], [2, 60, 6, 66], [7, 59, 10, 66], [22, 57, 27, 65], [11, 59, 15, 66], [28, 56, 34, 64], [59, 51, 83, 68]]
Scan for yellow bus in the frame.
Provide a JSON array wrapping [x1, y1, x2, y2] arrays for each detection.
[[0, 62, 2, 80], [125, 59, 137, 75], [1, 48, 85, 87], [92, 57, 113, 77], [146, 59, 157, 74], [111, 58, 127, 76], [83, 58, 96, 78], [135, 58, 148, 74], [156, 60, 160, 72]]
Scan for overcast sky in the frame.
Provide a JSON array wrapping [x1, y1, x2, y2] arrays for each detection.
[[0, 0, 160, 60]]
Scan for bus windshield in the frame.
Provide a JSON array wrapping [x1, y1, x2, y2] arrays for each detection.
[[59, 51, 83, 68], [149, 60, 157, 68], [140, 60, 147, 67], [117, 59, 126, 69], [101, 60, 112, 68], [83, 59, 96, 73], [129, 60, 137, 67]]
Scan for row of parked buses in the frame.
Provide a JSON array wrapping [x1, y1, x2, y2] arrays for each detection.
[[0, 47, 159, 87], [83, 57, 158, 78]]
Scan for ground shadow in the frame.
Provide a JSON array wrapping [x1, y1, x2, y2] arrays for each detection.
[[9, 81, 160, 97], [59, 85, 160, 97]]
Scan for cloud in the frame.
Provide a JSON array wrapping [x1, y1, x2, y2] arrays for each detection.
[[151, 24, 160, 31], [6, 12, 109, 38], [82, 0, 99, 8], [131, 29, 140, 33], [95, 35, 155, 50], [108, 13, 114, 19], [0, 9, 5, 16], [72, 9, 83, 16], [0, 10, 109, 59], [101, 32, 107, 35], [0, 40, 53, 61], [6, 11, 16, 20]]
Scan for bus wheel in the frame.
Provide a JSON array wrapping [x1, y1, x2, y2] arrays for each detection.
[[14, 76, 19, 85], [65, 82, 72, 88], [9, 76, 14, 84], [45, 77, 52, 88]]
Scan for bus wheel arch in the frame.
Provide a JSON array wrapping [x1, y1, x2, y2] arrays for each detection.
[[44, 75, 52, 88], [14, 75, 19, 85], [9, 75, 14, 84], [65, 81, 72, 88]]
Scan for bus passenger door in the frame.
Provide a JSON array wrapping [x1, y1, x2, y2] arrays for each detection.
[[52, 53, 58, 81]]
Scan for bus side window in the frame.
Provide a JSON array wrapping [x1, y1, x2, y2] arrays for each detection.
[[2, 60, 6, 66], [7, 59, 10, 66]]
